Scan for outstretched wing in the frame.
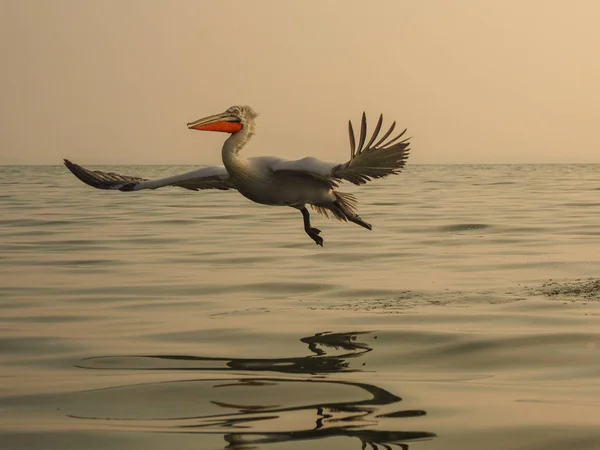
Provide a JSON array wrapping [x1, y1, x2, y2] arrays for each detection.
[[268, 112, 410, 186], [63, 159, 235, 192], [333, 112, 410, 185]]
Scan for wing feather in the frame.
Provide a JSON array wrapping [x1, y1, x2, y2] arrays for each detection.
[[356, 112, 367, 157], [373, 121, 397, 149], [364, 114, 383, 152], [63, 159, 235, 192], [332, 113, 410, 185], [269, 112, 410, 186], [348, 120, 356, 159]]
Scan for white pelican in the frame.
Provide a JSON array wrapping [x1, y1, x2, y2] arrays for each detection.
[[64, 105, 410, 246]]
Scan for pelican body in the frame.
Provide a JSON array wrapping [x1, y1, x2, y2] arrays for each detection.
[[64, 105, 410, 246]]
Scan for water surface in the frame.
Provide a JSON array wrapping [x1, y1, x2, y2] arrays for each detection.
[[1, 164, 600, 449]]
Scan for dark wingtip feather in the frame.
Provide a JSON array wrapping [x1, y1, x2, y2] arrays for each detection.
[[63, 159, 143, 190], [63, 159, 101, 189], [357, 112, 367, 155], [373, 121, 397, 149], [384, 128, 408, 147], [348, 120, 356, 158], [336, 113, 411, 186], [364, 114, 383, 151]]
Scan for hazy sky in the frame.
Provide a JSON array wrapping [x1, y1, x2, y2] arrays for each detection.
[[2, 0, 600, 165]]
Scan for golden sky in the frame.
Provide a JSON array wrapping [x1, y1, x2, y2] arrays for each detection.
[[2, 0, 599, 165]]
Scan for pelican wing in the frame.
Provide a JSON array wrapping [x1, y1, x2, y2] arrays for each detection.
[[269, 113, 410, 186], [257, 156, 338, 187], [333, 112, 410, 185], [63, 159, 234, 191]]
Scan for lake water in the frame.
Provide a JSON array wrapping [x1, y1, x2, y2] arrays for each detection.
[[1, 164, 600, 450]]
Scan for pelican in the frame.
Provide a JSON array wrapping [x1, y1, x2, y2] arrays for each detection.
[[64, 105, 410, 246]]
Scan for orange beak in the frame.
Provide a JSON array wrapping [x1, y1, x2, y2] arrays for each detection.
[[187, 112, 242, 133]]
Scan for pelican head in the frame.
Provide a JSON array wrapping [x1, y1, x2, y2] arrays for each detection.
[[187, 105, 258, 133]]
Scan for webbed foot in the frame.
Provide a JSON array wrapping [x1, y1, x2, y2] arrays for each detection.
[[307, 227, 324, 246]]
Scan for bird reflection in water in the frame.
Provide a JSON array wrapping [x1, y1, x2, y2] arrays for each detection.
[[75, 331, 435, 449], [206, 377, 433, 450]]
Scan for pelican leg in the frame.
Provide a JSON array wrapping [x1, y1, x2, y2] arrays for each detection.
[[300, 206, 324, 247]]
